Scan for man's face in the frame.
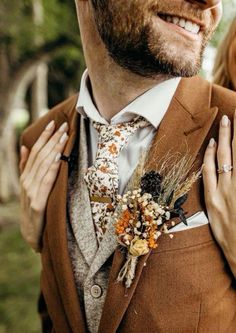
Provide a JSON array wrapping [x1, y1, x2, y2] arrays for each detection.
[[90, 0, 222, 78]]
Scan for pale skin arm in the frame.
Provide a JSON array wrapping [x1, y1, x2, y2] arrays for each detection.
[[19, 120, 69, 252], [203, 112, 236, 277]]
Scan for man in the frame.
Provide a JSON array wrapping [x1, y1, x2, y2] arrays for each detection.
[[20, 0, 236, 332]]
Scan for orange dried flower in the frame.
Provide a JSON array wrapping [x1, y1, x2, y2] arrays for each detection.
[[148, 237, 158, 249]]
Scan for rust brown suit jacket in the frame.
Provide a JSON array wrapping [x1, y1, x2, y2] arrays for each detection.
[[21, 76, 236, 333]]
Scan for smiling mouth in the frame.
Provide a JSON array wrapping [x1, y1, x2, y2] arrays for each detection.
[[158, 14, 202, 35]]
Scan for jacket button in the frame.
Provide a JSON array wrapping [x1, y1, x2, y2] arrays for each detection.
[[90, 284, 102, 298]]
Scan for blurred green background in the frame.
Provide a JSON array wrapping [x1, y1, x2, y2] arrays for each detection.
[[0, 0, 236, 332]]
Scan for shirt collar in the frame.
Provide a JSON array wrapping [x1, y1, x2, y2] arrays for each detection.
[[76, 68, 181, 129]]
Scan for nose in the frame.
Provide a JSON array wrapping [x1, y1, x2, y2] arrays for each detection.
[[186, 0, 221, 10]]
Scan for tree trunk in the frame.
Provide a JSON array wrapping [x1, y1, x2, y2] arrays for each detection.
[[0, 119, 19, 202], [31, 62, 48, 122]]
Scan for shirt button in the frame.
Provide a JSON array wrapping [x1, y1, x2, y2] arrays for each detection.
[[90, 284, 102, 298]]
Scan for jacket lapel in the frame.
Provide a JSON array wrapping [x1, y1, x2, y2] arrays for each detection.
[[98, 76, 219, 333], [45, 104, 87, 333], [69, 116, 98, 267]]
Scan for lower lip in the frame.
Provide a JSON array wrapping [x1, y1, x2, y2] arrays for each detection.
[[156, 16, 201, 41]]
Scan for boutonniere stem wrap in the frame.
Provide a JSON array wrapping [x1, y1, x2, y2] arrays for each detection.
[[114, 154, 202, 288]]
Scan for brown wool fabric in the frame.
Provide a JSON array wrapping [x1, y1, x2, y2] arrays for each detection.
[[21, 76, 236, 333]]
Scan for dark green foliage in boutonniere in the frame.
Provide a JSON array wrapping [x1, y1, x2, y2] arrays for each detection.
[[141, 171, 162, 197]]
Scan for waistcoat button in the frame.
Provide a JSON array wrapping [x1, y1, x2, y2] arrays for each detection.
[[91, 284, 102, 298]]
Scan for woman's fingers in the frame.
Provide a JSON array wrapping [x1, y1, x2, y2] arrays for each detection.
[[33, 132, 69, 195], [26, 122, 68, 185], [203, 138, 218, 201], [19, 145, 30, 174], [34, 156, 64, 212], [217, 115, 232, 186], [21, 120, 56, 179]]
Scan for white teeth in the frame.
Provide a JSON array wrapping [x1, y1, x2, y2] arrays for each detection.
[[185, 21, 193, 32], [192, 23, 200, 34], [162, 15, 200, 35], [179, 18, 186, 28], [173, 16, 179, 25]]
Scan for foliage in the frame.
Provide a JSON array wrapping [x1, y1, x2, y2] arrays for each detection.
[[0, 0, 80, 64], [0, 225, 41, 333]]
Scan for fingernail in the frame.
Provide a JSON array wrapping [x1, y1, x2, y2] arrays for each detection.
[[59, 122, 68, 133], [55, 152, 61, 163], [20, 145, 26, 155], [59, 133, 68, 144], [209, 138, 215, 148], [45, 120, 55, 130], [221, 115, 229, 127]]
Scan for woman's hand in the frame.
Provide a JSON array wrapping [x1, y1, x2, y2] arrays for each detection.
[[19, 120, 69, 252], [203, 112, 236, 277]]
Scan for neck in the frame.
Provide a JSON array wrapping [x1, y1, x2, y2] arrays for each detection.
[[87, 58, 169, 121], [77, 2, 170, 122]]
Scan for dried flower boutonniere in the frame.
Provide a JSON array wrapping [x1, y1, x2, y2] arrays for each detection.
[[114, 153, 201, 288]]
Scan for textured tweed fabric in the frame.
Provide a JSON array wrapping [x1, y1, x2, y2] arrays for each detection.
[[66, 117, 112, 333]]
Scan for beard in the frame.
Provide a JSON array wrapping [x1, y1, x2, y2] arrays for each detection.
[[90, 0, 217, 78]]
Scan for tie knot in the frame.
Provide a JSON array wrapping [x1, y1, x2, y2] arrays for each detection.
[[92, 116, 149, 140]]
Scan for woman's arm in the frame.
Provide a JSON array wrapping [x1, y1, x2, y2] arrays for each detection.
[[203, 112, 236, 277]]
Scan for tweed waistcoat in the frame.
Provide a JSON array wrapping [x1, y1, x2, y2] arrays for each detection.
[[67, 117, 113, 333]]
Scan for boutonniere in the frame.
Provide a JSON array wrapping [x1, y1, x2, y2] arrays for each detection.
[[114, 152, 201, 288]]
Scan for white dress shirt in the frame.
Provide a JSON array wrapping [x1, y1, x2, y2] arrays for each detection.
[[76, 69, 209, 232]]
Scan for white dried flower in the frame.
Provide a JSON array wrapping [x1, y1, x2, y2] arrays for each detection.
[[165, 212, 171, 220], [163, 224, 168, 233], [157, 218, 162, 225], [154, 231, 162, 239], [134, 228, 141, 235], [136, 221, 141, 228]]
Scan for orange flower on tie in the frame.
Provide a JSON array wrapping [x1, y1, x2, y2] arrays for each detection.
[[114, 130, 121, 136], [108, 143, 118, 155], [99, 166, 108, 173]]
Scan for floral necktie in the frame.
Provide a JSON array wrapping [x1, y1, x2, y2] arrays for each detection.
[[84, 116, 149, 244]]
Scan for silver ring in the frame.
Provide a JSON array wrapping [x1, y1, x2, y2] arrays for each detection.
[[217, 164, 233, 174]]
